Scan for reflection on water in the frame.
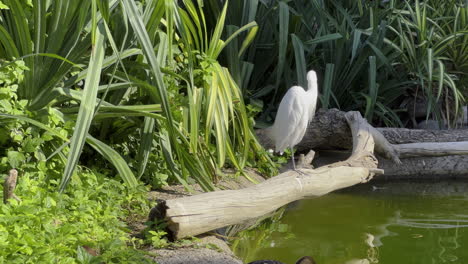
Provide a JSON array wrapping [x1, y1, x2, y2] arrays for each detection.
[[232, 181, 468, 264]]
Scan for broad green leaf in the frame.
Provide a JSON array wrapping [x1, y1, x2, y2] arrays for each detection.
[[207, 0, 228, 58], [365, 56, 378, 121], [136, 117, 155, 179], [7, 150, 25, 168], [304, 33, 343, 45], [0, 113, 68, 141], [59, 22, 106, 192], [291, 34, 307, 88], [321, 64, 335, 109], [275, 1, 289, 96]]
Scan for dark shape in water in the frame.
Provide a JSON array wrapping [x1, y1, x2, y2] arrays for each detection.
[[247, 256, 316, 264]]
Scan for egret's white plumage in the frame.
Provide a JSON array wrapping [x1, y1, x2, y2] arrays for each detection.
[[270, 70, 318, 169]]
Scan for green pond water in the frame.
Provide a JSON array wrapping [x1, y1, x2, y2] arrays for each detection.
[[233, 181, 468, 264]]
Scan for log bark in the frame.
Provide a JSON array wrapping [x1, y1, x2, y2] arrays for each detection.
[[152, 112, 380, 240], [397, 142, 468, 157], [257, 108, 468, 149], [315, 152, 468, 179], [258, 109, 468, 176], [379, 155, 468, 179], [378, 128, 468, 144], [256, 108, 350, 151], [379, 140, 468, 179]]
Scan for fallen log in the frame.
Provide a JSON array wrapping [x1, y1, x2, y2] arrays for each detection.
[[315, 151, 468, 179], [378, 130, 468, 178], [257, 108, 401, 164], [378, 127, 468, 144], [258, 109, 468, 177], [379, 155, 468, 179], [151, 112, 381, 240], [256, 108, 350, 151], [257, 108, 468, 149], [397, 142, 468, 157]]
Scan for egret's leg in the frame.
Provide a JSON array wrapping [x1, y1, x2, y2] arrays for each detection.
[[291, 147, 307, 175], [291, 147, 296, 170]]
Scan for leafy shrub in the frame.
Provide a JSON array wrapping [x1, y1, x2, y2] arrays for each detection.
[[0, 59, 72, 180], [0, 170, 151, 263], [146, 230, 169, 249], [0, 0, 276, 191], [0, 59, 152, 263], [388, 0, 467, 126]]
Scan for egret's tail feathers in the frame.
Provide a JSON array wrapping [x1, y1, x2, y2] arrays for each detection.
[[265, 126, 282, 153]]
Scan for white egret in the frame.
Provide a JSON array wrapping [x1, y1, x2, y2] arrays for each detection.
[[270, 70, 318, 170]]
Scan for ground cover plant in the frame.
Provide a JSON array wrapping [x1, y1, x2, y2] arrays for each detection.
[[0, 58, 153, 263], [0, 170, 152, 264]]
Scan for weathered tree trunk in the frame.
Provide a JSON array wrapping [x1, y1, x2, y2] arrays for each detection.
[[257, 108, 468, 148], [379, 155, 468, 179], [379, 136, 468, 178], [315, 151, 468, 179], [378, 128, 468, 144], [258, 108, 468, 178], [256, 108, 351, 151], [152, 112, 381, 240], [397, 142, 468, 157]]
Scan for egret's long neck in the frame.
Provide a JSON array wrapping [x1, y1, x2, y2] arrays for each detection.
[[307, 78, 318, 122], [307, 79, 318, 104], [307, 79, 318, 96]]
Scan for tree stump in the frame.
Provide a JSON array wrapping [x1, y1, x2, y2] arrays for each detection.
[[3, 169, 20, 204]]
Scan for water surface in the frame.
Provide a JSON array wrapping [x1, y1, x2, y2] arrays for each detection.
[[235, 181, 468, 264]]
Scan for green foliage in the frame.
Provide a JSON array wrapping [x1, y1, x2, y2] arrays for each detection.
[[1, 0, 464, 195], [208, 0, 467, 127], [0, 0, 277, 192], [0, 0, 93, 108], [147, 230, 169, 249], [96, 121, 175, 189], [0, 58, 155, 263], [60, 20, 108, 191], [128, 0, 275, 180], [0, 170, 151, 263], [0, 60, 65, 177], [389, 0, 468, 126], [205, 0, 403, 126], [0, 59, 139, 188], [0, 2, 144, 190], [0, 60, 28, 86]]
